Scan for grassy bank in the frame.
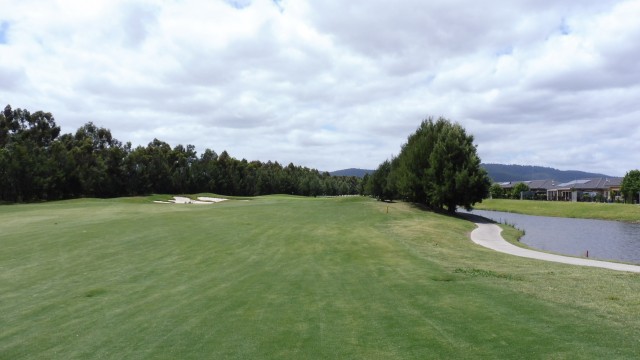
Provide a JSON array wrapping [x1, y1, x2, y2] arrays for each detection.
[[2, 196, 640, 358], [476, 199, 640, 222]]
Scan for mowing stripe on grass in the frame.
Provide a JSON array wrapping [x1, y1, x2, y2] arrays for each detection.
[[2, 196, 640, 358]]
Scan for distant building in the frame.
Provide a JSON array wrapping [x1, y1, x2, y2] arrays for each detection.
[[497, 177, 622, 202], [546, 178, 622, 202], [497, 179, 558, 200]]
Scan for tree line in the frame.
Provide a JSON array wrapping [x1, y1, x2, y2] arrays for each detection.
[[0, 105, 361, 202], [361, 117, 491, 213]]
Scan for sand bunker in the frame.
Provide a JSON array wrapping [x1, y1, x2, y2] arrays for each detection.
[[154, 196, 228, 204]]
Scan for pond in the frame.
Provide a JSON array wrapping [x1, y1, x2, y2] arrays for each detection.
[[465, 209, 640, 265]]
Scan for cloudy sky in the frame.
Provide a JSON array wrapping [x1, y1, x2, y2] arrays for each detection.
[[1, 0, 639, 175]]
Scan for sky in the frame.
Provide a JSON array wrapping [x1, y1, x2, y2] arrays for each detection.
[[1, 0, 639, 176]]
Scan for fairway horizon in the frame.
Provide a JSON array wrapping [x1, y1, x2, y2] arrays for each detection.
[[2, 195, 640, 358]]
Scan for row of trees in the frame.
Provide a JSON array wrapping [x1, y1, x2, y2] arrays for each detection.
[[363, 117, 491, 213], [489, 182, 530, 200], [0, 105, 360, 202]]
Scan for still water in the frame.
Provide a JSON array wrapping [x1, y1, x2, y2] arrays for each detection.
[[467, 209, 640, 265]]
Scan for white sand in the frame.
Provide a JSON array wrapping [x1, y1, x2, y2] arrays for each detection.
[[153, 196, 229, 204], [197, 197, 228, 203]]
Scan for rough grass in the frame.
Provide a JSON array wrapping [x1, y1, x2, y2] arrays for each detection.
[[2, 196, 640, 359], [476, 199, 640, 222]]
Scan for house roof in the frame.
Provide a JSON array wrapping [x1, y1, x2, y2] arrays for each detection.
[[498, 177, 622, 191], [552, 177, 622, 190], [498, 179, 558, 190]]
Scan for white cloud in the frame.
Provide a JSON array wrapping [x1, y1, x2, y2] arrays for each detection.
[[0, 0, 638, 175]]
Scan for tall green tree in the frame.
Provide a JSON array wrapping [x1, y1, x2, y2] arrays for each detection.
[[70, 122, 126, 197], [383, 117, 490, 212], [371, 159, 396, 201], [489, 183, 504, 199], [192, 148, 219, 193], [360, 173, 372, 196], [146, 139, 173, 193], [621, 170, 640, 204], [170, 144, 197, 194], [511, 182, 530, 200], [0, 106, 61, 201]]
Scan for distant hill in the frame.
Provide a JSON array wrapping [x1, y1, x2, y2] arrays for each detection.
[[481, 163, 613, 183], [331, 164, 614, 182], [330, 168, 374, 178]]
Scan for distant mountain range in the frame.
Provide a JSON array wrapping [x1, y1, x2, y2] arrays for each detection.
[[329, 168, 374, 178], [481, 164, 613, 183], [331, 164, 614, 183]]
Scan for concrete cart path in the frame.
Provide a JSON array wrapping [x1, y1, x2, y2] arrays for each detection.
[[470, 220, 640, 273]]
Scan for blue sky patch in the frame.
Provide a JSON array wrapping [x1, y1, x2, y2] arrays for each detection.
[[272, 0, 284, 11], [224, 0, 283, 11], [0, 21, 9, 44], [559, 18, 570, 35], [225, 0, 252, 9], [495, 46, 513, 56]]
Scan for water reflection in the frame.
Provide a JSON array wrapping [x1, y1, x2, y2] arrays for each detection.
[[466, 209, 640, 265]]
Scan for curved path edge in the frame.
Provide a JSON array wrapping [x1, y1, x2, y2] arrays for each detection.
[[470, 221, 640, 273]]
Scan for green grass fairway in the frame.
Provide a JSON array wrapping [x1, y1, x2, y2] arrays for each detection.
[[476, 199, 640, 222], [2, 196, 640, 359]]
